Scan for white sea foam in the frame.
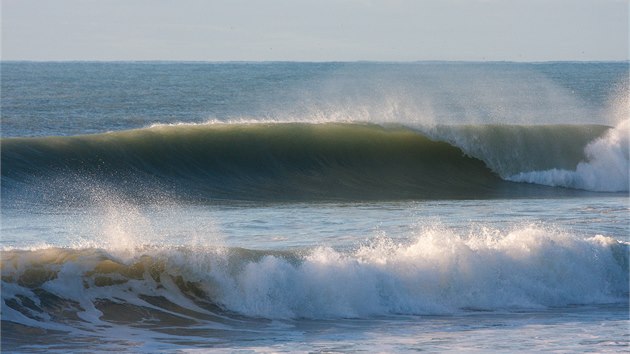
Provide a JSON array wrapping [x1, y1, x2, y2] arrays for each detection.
[[202, 225, 628, 318], [508, 119, 629, 192]]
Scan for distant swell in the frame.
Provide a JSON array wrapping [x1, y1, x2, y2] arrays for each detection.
[[0, 122, 618, 202]]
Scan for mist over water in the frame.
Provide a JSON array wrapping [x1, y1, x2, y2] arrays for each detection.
[[2, 62, 626, 138]]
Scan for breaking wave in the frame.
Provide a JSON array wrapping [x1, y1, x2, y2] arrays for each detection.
[[508, 120, 629, 192], [0, 122, 622, 203]]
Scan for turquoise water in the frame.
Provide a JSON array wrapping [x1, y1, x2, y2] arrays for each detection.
[[1, 62, 628, 352]]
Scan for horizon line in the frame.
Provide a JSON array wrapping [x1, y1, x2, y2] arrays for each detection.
[[1, 59, 629, 65]]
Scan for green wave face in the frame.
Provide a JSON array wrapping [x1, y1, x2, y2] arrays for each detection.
[[0, 122, 611, 202]]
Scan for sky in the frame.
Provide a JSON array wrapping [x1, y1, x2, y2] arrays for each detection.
[[1, 0, 628, 62]]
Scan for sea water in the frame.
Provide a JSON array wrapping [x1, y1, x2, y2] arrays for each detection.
[[1, 62, 628, 352]]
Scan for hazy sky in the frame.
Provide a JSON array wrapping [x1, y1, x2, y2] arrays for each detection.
[[2, 0, 628, 61]]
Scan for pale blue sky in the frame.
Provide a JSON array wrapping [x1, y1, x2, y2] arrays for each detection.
[[1, 0, 628, 61]]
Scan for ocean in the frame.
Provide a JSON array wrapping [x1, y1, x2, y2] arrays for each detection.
[[1, 61, 628, 352]]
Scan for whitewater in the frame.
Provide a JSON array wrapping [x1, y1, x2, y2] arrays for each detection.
[[1, 61, 628, 352]]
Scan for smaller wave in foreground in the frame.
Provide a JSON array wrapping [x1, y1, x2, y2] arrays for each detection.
[[2, 225, 628, 329]]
